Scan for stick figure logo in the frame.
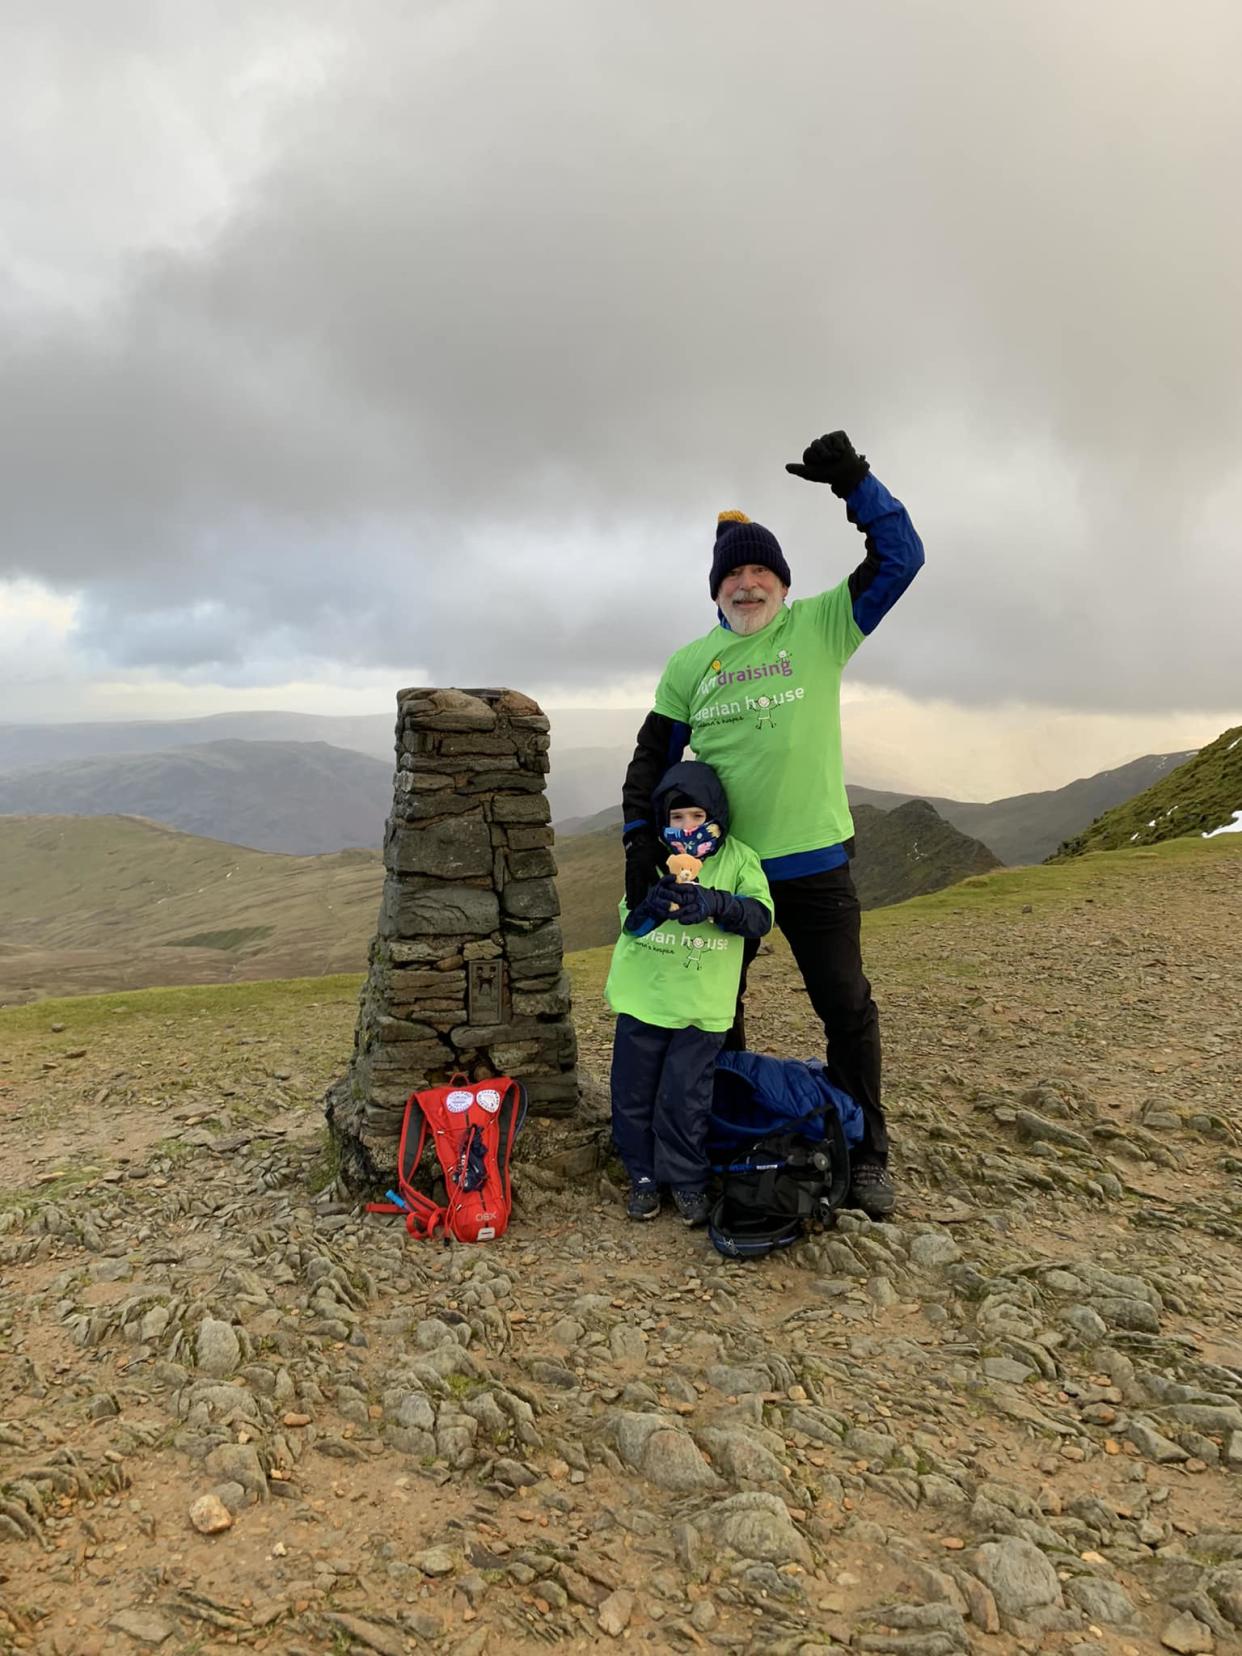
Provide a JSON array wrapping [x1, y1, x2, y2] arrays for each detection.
[[754, 694, 776, 729], [684, 937, 707, 970]]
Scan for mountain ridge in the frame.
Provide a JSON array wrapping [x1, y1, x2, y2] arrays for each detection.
[[555, 749, 1197, 867], [1050, 725, 1242, 858]]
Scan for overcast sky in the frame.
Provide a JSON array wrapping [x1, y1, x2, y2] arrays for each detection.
[[2, 1, 1239, 795]]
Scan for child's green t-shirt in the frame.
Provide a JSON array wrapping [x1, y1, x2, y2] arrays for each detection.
[[651, 586, 863, 860], [604, 836, 772, 1031]]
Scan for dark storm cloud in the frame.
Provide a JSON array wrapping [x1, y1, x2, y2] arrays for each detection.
[[2, 0, 1240, 710]]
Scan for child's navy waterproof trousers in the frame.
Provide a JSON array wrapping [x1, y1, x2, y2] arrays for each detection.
[[610, 1013, 724, 1191]]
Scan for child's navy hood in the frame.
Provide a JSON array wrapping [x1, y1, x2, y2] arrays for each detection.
[[651, 760, 730, 836]]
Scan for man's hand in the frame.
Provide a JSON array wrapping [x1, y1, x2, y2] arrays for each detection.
[[785, 430, 870, 498], [623, 826, 665, 911]]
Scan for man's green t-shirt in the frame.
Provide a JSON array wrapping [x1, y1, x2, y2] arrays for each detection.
[[651, 584, 863, 861], [604, 836, 772, 1032]]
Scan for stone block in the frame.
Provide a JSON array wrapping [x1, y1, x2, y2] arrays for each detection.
[[489, 1041, 543, 1071], [508, 847, 556, 879], [491, 793, 551, 824], [428, 752, 520, 774], [388, 939, 470, 964], [463, 770, 544, 794], [385, 969, 468, 995], [399, 688, 498, 730], [370, 1039, 454, 1071], [502, 878, 561, 920], [375, 1017, 442, 1043], [392, 783, 482, 820], [385, 815, 492, 878], [505, 921, 563, 974], [381, 883, 500, 938], [513, 971, 573, 1017], [523, 1075, 580, 1115], [506, 825, 554, 850], [434, 734, 520, 755], [450, 1019, 542, 1048]]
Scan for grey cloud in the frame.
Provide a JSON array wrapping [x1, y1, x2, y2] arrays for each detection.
[[2, 0, 1240, 710]]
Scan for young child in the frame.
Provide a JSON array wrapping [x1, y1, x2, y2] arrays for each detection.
[[605, 760, 773, 1225]]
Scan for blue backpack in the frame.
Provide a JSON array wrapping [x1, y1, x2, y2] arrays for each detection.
[[706, 1051, 864, 1259]]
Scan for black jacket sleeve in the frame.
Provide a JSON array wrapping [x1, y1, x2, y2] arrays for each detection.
[[621, 710, 691, 832], [712, 893, 773, 939]]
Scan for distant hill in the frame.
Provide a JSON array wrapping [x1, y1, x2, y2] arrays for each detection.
[[1050, 726, 1242, 859], [849, 800, 1001, 906], [555, 751, 1197, 868], [554, 798, 1003, 953], [0, 739, 396, 855], [846, 751, 1197, 866], [0, 711, 644, 837], [0, 711, 399, 771], [0, 815, 383, 1003]]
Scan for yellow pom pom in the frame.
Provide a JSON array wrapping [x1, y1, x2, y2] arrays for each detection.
[[717, 509, 750, 525]]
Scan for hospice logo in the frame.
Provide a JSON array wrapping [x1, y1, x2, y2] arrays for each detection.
[[696, 647, 793, 700]]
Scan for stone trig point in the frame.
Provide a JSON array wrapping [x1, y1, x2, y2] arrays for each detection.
[[326, 686, 577, 1187]]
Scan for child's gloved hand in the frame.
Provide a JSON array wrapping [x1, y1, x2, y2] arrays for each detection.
[[662, 880, 722, 926], [642, 878, 687, 922]]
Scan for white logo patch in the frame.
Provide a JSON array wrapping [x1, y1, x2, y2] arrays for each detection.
[[476, 1088, 502, 1114], [446, 1088, 474, 1114]]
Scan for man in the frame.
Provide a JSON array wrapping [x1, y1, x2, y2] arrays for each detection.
[[620, 430, 924, 1217]]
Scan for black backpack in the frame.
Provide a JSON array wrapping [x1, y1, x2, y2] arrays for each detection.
[[706, 1051, 863, 1259]]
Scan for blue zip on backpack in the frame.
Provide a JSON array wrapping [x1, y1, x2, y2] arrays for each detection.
[[705, 1051, 863, 1259]]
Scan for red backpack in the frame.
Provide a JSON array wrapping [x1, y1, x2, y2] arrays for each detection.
[[368, 1074, 528, 1243]]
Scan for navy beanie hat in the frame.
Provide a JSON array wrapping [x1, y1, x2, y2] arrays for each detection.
[[709, 510, 791, 599]]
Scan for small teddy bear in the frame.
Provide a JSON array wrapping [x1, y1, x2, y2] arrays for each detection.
[[664, 852, 702, 914]]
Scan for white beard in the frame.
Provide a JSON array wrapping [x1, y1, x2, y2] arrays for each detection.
[[725, 592, 783, 635]]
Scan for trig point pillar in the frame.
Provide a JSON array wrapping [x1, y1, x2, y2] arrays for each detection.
[[325, 687, 577, 1187]]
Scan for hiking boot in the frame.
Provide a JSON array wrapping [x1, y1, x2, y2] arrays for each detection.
[[848, 1160, 896, 1218], [672, 1187, 710, 1228], [626, 1181, 660, 1221]]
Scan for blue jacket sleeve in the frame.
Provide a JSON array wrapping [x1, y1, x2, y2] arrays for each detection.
[[844, 472, 925, 636]]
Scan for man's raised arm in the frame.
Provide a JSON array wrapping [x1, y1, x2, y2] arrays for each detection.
[[787, 430, 924, 635]]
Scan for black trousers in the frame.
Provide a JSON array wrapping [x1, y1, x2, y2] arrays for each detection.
[[610, 1014, 726, 1191], [726, 865, 887, 1163]]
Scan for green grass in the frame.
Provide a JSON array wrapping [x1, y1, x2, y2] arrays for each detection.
[[162, 925, 275, 951], [4, 834, 1239, 1053], [0, 972, 364, 1037], [1051, 724, 1242, 859]]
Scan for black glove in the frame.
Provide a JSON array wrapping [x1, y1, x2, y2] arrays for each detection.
[[660, 878, 724, 927], [643, 877, 687, 923], [785, 430, 870, 498], [623, 825, 665, 911]]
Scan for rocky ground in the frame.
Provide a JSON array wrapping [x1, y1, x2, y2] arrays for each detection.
[[1, 839, 1241, 1656]]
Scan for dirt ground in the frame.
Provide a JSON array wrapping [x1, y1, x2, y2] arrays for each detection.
[[2, 840, 1241, 1654]]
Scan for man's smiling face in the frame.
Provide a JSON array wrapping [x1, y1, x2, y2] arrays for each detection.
[[717, 563, 788, 635]]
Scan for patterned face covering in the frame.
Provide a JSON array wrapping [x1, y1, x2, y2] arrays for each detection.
[[661, 821, 723, 860]]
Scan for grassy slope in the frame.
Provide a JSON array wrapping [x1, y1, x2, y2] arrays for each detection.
[[0, 815, 382, 1002], [8, 834, 1237, 1038], [568, 832, 1242, 989], [1050, 725, 1242, 859]]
